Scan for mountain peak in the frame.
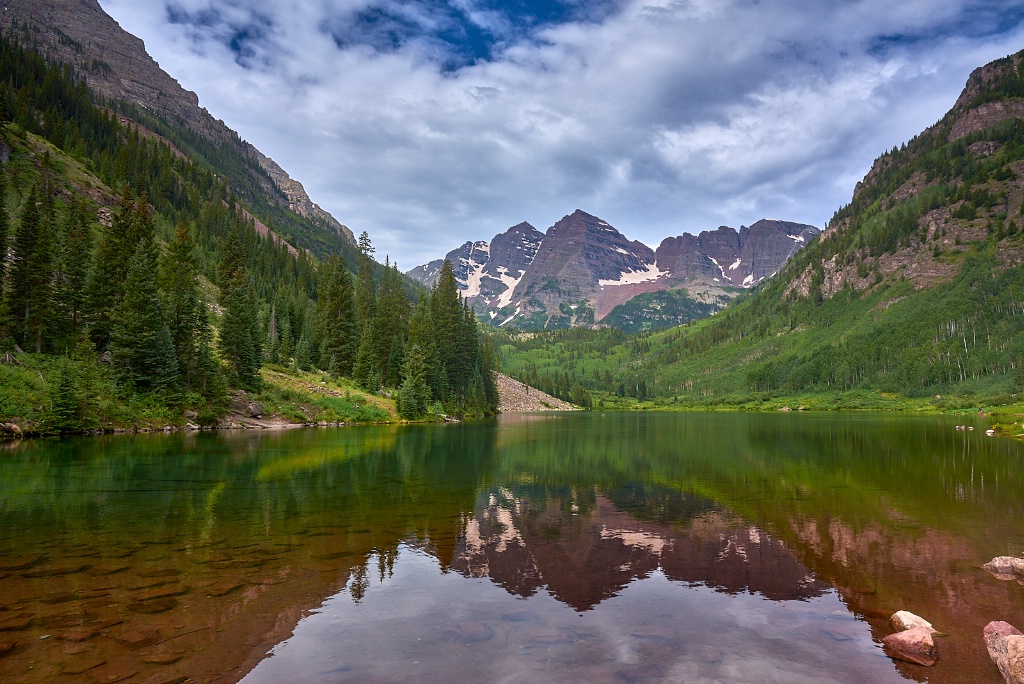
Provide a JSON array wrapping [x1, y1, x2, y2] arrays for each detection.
[[410, 212, 817, 331]]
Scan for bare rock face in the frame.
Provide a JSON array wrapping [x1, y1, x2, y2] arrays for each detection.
[[984, 621, 1024, 683], [655, 220, 819, 288], [0, 0, 209, 136], [881, 626, 938, 666]]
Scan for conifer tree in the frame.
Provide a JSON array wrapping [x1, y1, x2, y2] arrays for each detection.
[[53, 200, 91, 348], [86, 188, 149, 350], [355, 231, 377, 335], [0, 172, 8, 294], [430, 260, 463, 398], [218, 214, 247, 292], [110, 239, 180, 393], [47, 355, 80, 432], [160, 221, 215, 391], [220, 268, 263, 391], [479, 334, 500, 413], [3, 185, 55, 352], [397, 344, 430, 419], [406, 296, 443, 400], [367, 261, 409, 386], [72, 331, 100, 426], [266, 304, 280, 364], [315, 255, 358, 377], [352, 333, 374, 388]]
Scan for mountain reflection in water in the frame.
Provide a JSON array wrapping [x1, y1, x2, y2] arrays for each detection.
[[0, 412, 1021, 683], [453, 489, 830, 610]]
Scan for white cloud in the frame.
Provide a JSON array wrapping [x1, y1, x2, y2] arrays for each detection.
[[98, 0, 1024, 267]]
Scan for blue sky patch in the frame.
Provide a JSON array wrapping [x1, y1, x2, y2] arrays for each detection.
[[323, 0, 624, 69]]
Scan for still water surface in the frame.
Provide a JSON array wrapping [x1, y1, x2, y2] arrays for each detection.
[[1, 412, 1023, 683]]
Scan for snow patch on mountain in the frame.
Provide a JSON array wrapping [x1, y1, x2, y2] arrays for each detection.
[[598, 263, 666, 287]]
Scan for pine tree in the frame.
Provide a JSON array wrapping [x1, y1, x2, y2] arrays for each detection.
[[367, 261, 409, 386], [3, 185, 55, 352], [406, 296, 442, 399], [315, 255, 358, 377], [72, 331, 101, 426], [53, 200, 92, 348], [430, 259, 467, 401], [160, 221, 216, 390], [47, 355, 80, 432], [352, 332, 374, 388], [217, 213, 263, 391], [479, 334, 499, 413], [355, 231, 377, 335], [220, 269, 263, 391], [86, 188, 150, 350], [218, 214, 247, 293], [110, 240, 180, 393], [0, 172, 8, 295], [397, 344, 431, 419], [266, 304, 280, 363]]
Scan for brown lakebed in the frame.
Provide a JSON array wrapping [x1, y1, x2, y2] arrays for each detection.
[[0, 412, 1022, 682]]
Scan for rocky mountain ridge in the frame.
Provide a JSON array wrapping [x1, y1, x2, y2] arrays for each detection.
[[1, 0, 353, 247], [408, 209, 818, 331]]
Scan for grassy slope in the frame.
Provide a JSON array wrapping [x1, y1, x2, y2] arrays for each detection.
[[0, 354, 396, 434]]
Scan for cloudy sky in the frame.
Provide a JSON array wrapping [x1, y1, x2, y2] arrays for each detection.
[[97, 0, 1024, 269]]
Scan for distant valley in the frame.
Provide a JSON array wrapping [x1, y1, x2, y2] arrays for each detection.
[[407, 210, 819, 332]]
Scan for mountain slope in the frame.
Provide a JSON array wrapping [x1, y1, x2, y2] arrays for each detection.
[[0, 0, 354, 254]]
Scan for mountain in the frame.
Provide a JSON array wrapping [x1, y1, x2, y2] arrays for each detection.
[[0, 0, 354, 254], [497, 49, 1024, 405], [408, 209, 818, 332]]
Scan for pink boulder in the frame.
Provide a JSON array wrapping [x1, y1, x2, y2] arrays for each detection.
[[984, 621, 1024, 683], [882, 626, 937, 666]]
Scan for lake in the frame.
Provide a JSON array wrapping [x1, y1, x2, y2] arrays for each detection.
[[0, 412, 1022, 683]]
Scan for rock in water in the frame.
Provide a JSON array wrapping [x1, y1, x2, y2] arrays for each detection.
[[984, 557, 1024, 580], [891, 610, 939, 634], [984, 621, 1024, 683], [882, 626, 938, 666]]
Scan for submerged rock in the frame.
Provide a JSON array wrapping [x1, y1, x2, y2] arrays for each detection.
[[984, 556, 1024, 581], [443, 622, 493, 644], [882, 626, 938, 666], [984, 621, 1024, 683]]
